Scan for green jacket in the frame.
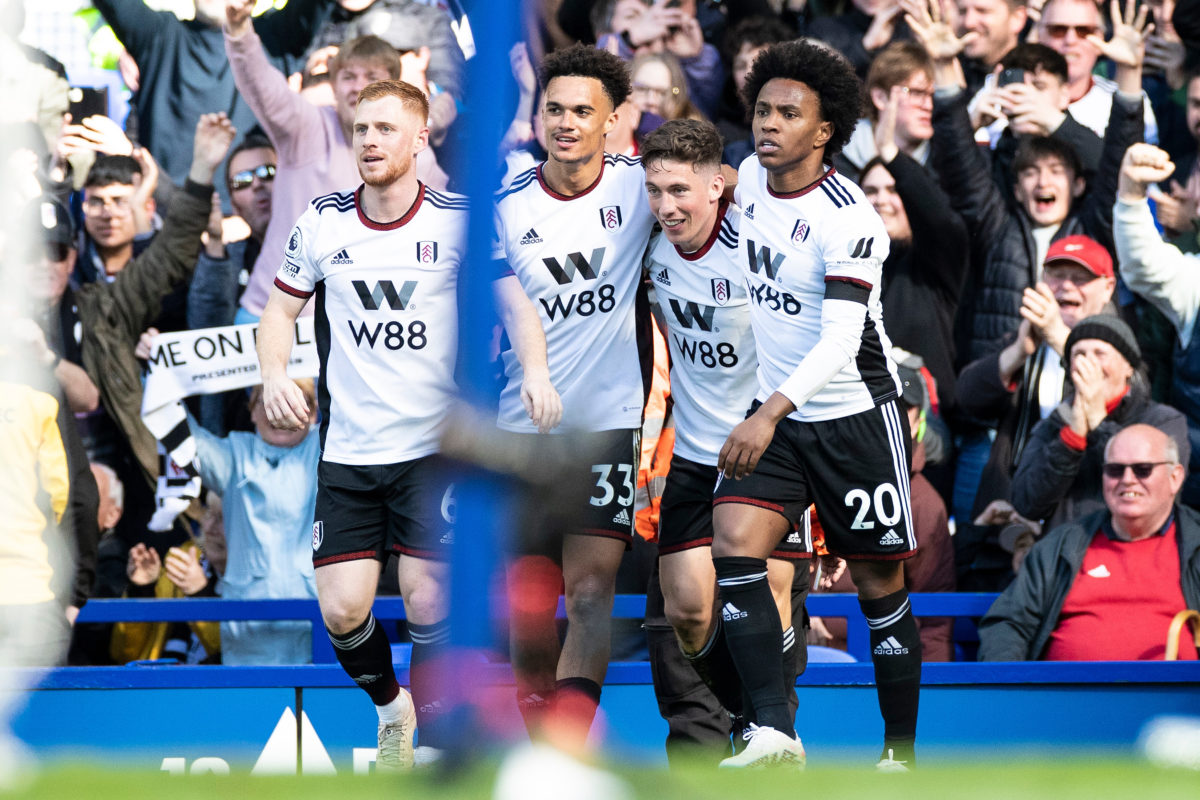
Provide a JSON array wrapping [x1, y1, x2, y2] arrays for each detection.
[[73, 180, 212, 488]]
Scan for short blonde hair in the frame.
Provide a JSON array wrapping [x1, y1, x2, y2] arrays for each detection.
[[357, 79, 430, 123]]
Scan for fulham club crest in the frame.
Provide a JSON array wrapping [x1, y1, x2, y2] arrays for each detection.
[[791, 219, 810, 245], [599, 205, 623, 231], [711, 278, 730, 306], [312, 521, 324, 551], [417, 241, 438, 263]]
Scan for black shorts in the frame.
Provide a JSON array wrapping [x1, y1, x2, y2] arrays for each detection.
[[659, 454, 809, 560], [311, 455, 454, 568], [575, 428, 641, 545], [713, 400, 917, 561]]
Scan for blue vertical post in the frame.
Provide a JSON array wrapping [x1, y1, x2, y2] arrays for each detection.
[[447, 0, 520, 723]]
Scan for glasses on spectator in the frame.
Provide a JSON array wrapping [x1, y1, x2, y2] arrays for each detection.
[[631, 83, 680, 100], [897, 85, 934, 104], [1102, 461, 1172, 479], [230, 163, 276, 191], [83, 195, 133, 215], [1044, 24, 1100, 39]]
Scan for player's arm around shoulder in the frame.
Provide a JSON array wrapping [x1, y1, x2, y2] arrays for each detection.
[[493, 272, 562, 434]]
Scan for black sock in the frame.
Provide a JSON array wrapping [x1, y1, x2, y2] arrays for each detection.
[[781, 626, 799, 730], [408, 620, 451, 749], [713, 556, 791, 734], [554, 676, 603, 743], [684, 617, 744, 716], [861, 589, 921, 762], [328, 614, 399, 707]]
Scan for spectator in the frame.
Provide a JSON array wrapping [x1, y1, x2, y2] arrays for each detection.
[[110, 540, 221, 663], [951, 0, 1028, 94], [715, 15, 794, 162], [979, 424, 1199, 661], [306, 0, 463, 145], [1114, 141, 1200, 507], [969, 44, 1103, 179], [956, 236, 1117, 587], [0, 320, 99, 658], [1011, 315, 1190, 531], [908, 0, 1145, 366], [630, 52, 705, 121], [809, 0, 912, 77], [839, 42, 935, 182], [75, 154, 156, 286], [595, 0, 725, 119], [859, 89, 969, 419], [1034, 0, 1159, 142], [34, 115, 234, 587], [0, 0, 69, 154], [224, 0, 446, 320], [92, 0, 332, 209], [1151, 68, 1200, 241], [91, 462, 124, 536], [188, 381, 320, 665]]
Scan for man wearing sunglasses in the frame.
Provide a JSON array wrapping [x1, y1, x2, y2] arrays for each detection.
[[1036, 0, 1158, 142], [190, 135, 278, 332], [187, 134, 279, 434], [978, 423, 1200, 660]]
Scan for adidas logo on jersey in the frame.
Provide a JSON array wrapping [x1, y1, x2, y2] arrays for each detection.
[[654, 268, 671, 286], [331, 248, 354, 265], [879, 529, 905, 546], [873, 636, 909, 655], [520, 228, 543, 245], [743, 203, 755, 219], [612, 508, 632, 526], [721, 602, 748, 621]]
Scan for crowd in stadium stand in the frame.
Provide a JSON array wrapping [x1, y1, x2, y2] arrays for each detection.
[[4, 0, 1199, 707]]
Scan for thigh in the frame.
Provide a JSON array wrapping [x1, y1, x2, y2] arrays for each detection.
[[312, 462, 389, 568], [712, 501, 792, 559], [315, 557, 383, 625], [396, 554, 449, 625], [802, 401, 917, 561], [658, 455, 721, 555], [659, 546, 717, 615], [561, 531, 626, 592], [384, 455, 455, 561]]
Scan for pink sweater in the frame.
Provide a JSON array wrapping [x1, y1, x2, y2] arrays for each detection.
[[227, 28, 360, 316]]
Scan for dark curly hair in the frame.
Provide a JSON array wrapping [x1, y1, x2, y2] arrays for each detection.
[[540, 43, 631, 111], [741, 40, 864, 158]]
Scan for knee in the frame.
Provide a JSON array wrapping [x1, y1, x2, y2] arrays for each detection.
[[663, 596, 711, 641], [403, 582, 446, 626], [321, 600, 369, 636], [564, 573, 615, 623]]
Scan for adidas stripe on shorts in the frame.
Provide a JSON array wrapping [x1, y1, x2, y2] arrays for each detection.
[[713, 399, 917, 560]]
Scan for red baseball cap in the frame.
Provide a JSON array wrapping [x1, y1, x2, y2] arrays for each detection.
[[1043, 235, 1113, 278]]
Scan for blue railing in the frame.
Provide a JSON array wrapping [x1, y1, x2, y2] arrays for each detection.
[[77, 592, 1000, 663]]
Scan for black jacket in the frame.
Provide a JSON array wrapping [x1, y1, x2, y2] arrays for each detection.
[[978, 505, 1200, 660], [931, 88, 1143, 366], [879, 153, 969, 417], [1011, 382, 1191, 531]]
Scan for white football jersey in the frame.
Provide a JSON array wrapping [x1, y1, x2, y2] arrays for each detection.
[[645, 201, 758, 465], [493, 154, 654, 433], [735, 157, 900, 422], [274, 184, 466, 465]]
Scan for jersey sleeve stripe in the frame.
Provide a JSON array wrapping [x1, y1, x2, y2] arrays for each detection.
[[827, 176, 856, 205], [274, 277, 314, 298], [495, 168, 539, 201], [819, 182, 845, 208], [824, 276, 871, 304]]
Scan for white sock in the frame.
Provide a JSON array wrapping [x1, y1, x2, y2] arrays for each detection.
[[377, 689, 409, 724]]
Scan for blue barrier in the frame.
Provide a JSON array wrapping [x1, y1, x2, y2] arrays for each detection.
[[76, 593, 1001, 663]]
